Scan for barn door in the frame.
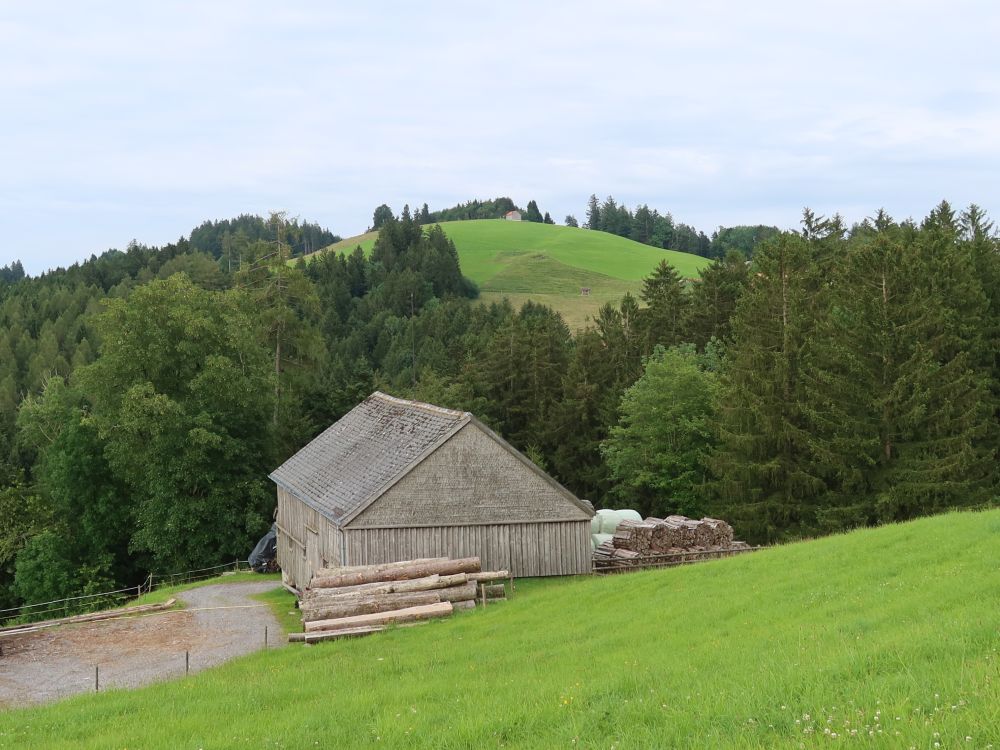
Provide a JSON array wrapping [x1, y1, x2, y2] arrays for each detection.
[[306, 527, 321, 577]]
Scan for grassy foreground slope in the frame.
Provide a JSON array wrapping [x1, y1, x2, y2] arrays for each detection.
[[2, 511, 997, 748], [311, 221, 711, 328]]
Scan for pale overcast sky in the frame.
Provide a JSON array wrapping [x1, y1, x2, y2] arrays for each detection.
[[2, 1, 999, 275]]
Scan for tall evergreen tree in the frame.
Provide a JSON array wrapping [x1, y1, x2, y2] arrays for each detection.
[[685, 250, 749, 349], [709, 233, 826, 542], [600, 196, 623, 235], [546, 330, 616, 503], [585, 194, 601, 230], [800, 208, 996, 529], [960, 204, 1000, 478], [237, 213, 325, 450], [593, 293, 644, 389], [639, 260, 690, 352], [472, 303, 571, 449]]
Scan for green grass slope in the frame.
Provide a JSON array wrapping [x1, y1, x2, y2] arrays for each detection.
[[308, 221, 711, 328], [3, 510, 997, 749]]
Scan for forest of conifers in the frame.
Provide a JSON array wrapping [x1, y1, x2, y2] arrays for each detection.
[[0, 200, 997, 614]]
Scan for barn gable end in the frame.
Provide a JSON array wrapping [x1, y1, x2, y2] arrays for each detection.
[[347, 420, 591, 528], [269, 391, 594, 583]]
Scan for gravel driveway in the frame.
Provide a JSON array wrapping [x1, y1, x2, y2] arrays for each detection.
[[0, 579, 284, 707]]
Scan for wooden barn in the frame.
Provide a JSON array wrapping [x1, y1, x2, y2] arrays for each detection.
[[269, 392, 594, 588]]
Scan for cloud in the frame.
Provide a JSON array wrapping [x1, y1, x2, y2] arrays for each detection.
[[3, 1, 1000, 274]]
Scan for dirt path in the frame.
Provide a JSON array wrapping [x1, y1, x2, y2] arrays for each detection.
[[0, 579, 284, 707]]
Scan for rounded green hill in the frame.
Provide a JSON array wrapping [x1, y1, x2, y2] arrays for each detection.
[[308, 220, 711, 328]]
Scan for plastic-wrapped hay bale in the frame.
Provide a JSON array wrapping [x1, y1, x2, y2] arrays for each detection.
[[590, 514, 603, 534], [592, 533, 614, 548], [617, 509, 643, 523], [598, 509, 623, 534]]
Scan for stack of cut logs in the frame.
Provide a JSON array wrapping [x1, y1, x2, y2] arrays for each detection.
[[291, 557, 509, 644], [593, 515, 751, 567]]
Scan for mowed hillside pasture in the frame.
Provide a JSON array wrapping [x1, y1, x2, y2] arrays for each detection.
[[310, 221, 711, 329], [1, 511, 998, 749]]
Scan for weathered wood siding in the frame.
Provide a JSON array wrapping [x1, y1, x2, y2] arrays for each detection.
[[350, 423, 591, 527], [342, 521, 591, 577], [275, 486, 344, 588], [276, 419, 595, 583]]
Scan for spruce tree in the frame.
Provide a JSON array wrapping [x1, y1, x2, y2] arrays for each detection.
[[881, 203, 995, 516], [585, 194, 601, 229], [798, 216, 906, 529], [709, 233, 826, 542], [801, 207, 996, 528], [960, 204, 1000, 484], [685, 250, 749, 349], [546, 330, 616, 503], [593, 294, 644, 388], [639, 259, 690, 352], [473, 302, 571, 449]]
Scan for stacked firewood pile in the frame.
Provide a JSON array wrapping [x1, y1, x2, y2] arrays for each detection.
[[593, 515, 751, 568], [291, 557, 509, 644]]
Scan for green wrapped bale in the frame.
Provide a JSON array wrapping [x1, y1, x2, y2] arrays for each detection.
[[592, 533, 614, 548], [598, 509, 622, 534]]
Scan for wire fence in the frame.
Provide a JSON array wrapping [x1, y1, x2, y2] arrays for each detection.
[[1, 609, 278, 706], [0, 559, 253, 627]]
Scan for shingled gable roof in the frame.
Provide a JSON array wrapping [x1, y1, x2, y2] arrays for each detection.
[[270, 391, 593, 527], [269, 392, 470, 526]]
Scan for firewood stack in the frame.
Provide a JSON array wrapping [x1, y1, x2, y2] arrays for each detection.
[[290, 557, 509, 644], [595, 515, 750, 569], [593, 540, 640, 565]]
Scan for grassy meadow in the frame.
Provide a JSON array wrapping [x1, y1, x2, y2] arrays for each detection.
[[1, 510, 997, 748], [307, 221, 711, 329]]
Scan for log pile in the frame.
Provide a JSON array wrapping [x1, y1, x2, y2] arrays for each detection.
[[293, 557, 510, 643], [593, 540, 640, 565], [595, 515, 752, 569]]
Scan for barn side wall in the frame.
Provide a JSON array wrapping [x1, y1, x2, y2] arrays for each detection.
[[351, 423, 591, 528], [275, 486, 343, 589], [342, 521, 591, 577]]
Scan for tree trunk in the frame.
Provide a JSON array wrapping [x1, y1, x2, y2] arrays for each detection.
[[289, 625, 384, 643], [301, 591, 441, 622], [301, 573, 468, 602], [313, 557, 449, 580], [309, 558, 480, 589], [304, 601, 453, 633], [466, 570, 509, 582], [434, 581, 477, 603]]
